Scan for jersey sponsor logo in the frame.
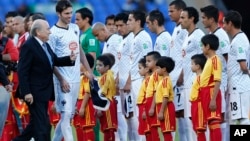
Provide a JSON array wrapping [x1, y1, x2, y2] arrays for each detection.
[[69, 41, 78, 51], [89, 39, 95, 46], [177, 104, 182, 107]]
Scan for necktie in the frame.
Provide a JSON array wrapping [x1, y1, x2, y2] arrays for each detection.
[[42, 43, 52, 67]]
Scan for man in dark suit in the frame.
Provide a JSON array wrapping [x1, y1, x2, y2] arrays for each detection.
[[13, 19, 76, 141]]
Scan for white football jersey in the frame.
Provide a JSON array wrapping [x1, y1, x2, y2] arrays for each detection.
[[169, 24, 188, 86], [49, 23, 81, 83], [182, 28, 204, 88], [154, 31, 171, 57], [130, 30, 153, 81], [118, 32, 134, 88], [102, 34, 123, 78], [227, 32, 250, 93]]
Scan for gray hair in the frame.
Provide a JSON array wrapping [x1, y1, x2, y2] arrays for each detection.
[[30, 19, 44, 37]]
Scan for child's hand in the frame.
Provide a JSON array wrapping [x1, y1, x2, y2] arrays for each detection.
[[5, 84, 12, 92], [148, 108, 155, 117], [209, 99, 217, 111], [79, 107, 85, 117], [158, 112, 164, 121], [74, 106, 78, 114], [142, 110, 146, 119]]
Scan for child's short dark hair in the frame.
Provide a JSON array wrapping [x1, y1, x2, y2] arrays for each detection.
[[146, 51, 161, 61], [85, 53, 94, 68], [97, 55, 112, 69], [191, 54, 207, 70], [102, 53, 115, 68], [156, 56, 175, 73], [138, 57, 146, 68], [201, 34, 219, 51]]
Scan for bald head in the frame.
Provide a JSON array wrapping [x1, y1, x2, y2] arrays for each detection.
[[92, 22, 110, 42], [92, 22, 106, 32], [13, 16, 25, 34], [30, 19, 51, 42], [14, 16, 24, 22]]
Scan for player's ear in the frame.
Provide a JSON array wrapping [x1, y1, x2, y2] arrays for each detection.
[[207, 44, 211, 50], [163, 67, 167, 73], [105, 65, 110, 70], [56, 12, 60, 17]]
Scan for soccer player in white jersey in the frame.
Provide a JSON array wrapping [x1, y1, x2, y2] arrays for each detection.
[[92, 22, 122, 77], [49, 1, 93, 141], [200, 5, 230, 141], [168, 1, 188, 141], [223, 10, 250, 125], [114, 12, 138, 141], [92, 22, 128, 141], [180, 7, 205, 141], [127, 10, 153, 141], [105, 14, 117, 34], [146, 9, 171, 57]]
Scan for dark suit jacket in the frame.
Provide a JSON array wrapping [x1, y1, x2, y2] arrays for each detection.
[[17, 36, 74, 102]]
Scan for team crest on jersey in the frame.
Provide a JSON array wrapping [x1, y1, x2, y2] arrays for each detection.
[[74, 30, 78, 35], [177, 30, 180, 35], [118, 52, 121, 60], [69, 41, 78, 51], [188, 41, 191, 45], [182, 49, 186, 57]]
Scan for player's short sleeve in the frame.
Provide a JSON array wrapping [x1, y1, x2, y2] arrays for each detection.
[[219, 39, 230, 55]]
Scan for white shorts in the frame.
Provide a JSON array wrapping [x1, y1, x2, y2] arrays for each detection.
[[54, 82, 80, 114], [173, 85, 185, 111], [131, 78, 143, 117], [184, 88, 192, 118], [229, 87, 250, 120], [220, 86, 226, 113], [124, 94, 134, 117]]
